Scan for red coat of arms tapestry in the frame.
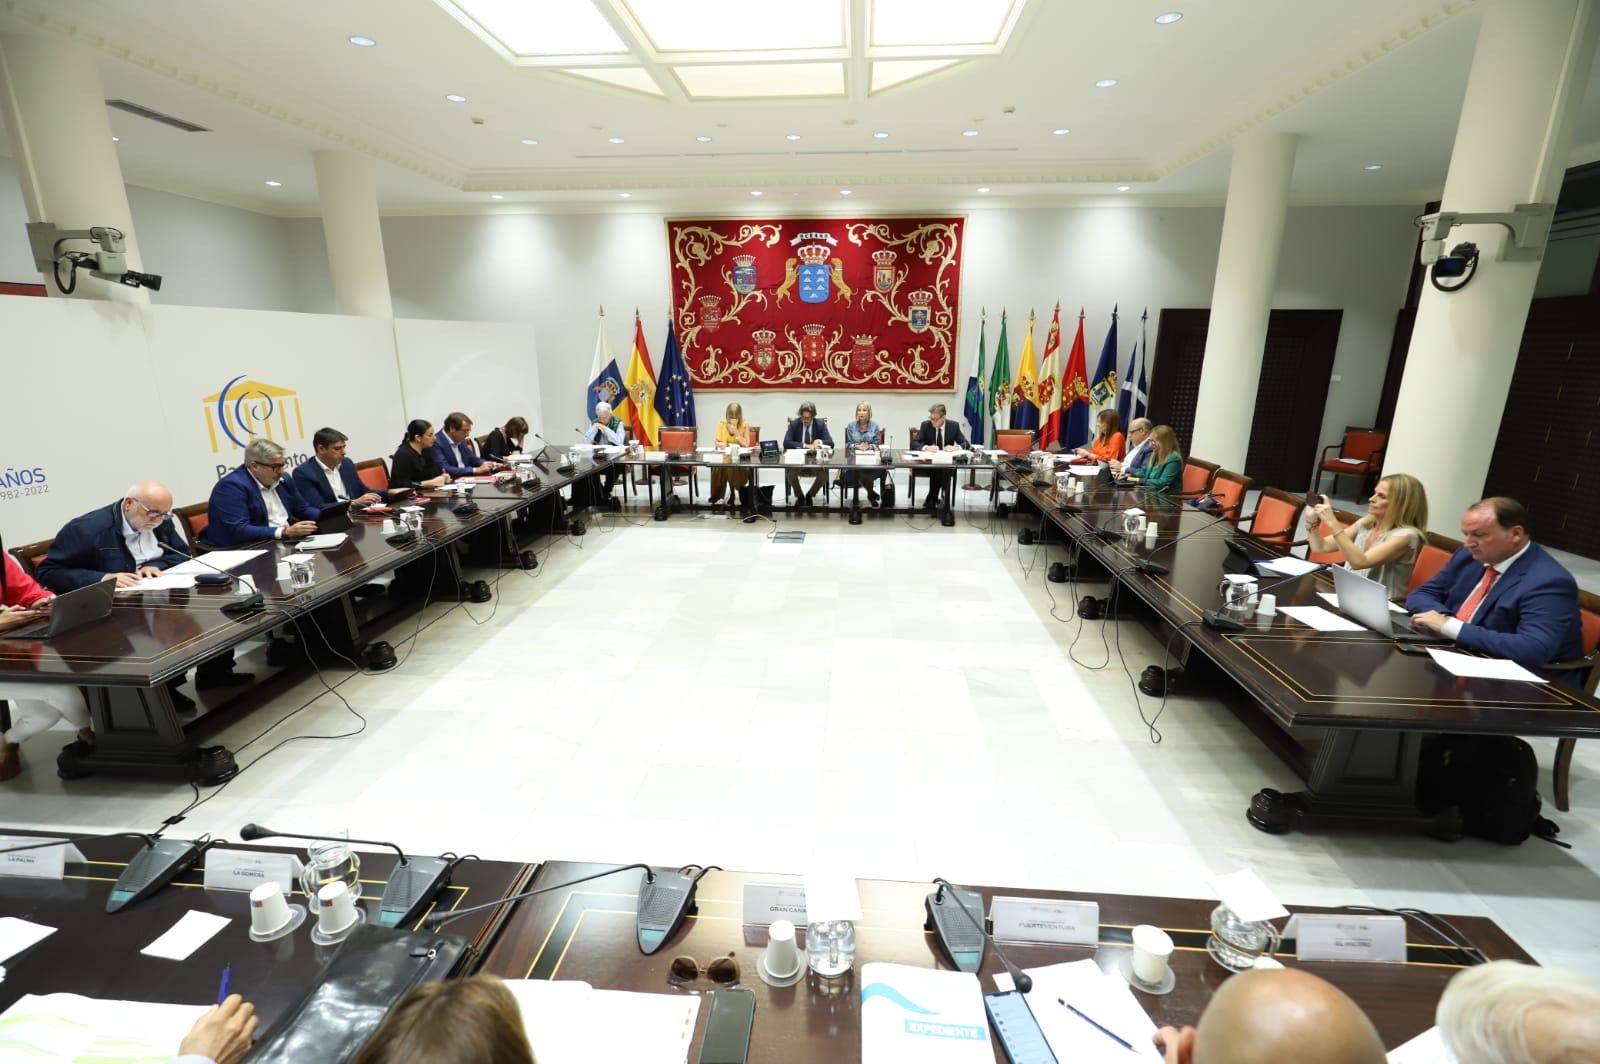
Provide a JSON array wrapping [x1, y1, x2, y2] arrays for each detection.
[[666, 217, 965, 391]]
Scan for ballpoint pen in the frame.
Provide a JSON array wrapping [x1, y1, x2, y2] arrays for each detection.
[[1058, 997, 1132, 1051], [216, 963, 231, 1004]]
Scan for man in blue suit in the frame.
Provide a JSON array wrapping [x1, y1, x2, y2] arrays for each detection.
[[431, 412, 506, 479], [293, 427, 382, 514], [1407, 497, 1583, 679], [38, 481, 189, 592], [204, 438, 320, 547]]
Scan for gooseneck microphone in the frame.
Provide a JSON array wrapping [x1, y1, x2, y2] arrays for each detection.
[[239, 824, 452, 929], [926, 878, 1033, 992], [1202, 563, 1331, 632], [421, 863, 655, 931], [168, 541, 264, 615]]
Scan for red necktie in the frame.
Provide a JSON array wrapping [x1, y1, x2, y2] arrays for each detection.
[[1454, 566, 1499, 623]]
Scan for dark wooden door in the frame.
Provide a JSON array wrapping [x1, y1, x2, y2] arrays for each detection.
[[1146, 308, 1342, 491]]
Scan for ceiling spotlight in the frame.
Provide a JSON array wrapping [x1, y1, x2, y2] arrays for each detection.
[[872, 131, 890, 139], [1052, 128, 1070, 136], [348, 35, 377, 46], [839, 189, 853, 195], [112, 136, 120, 142], [962, 129, 979, 137], [521, 138, 538, 145], [490, 194, 504, 200], [265, 180, 282, 187], [1362, 163, 1384, 172], [446, 93, 467, 102], [1095, 78, 1118, 88], [785, 133, 801, 141], [977, 186, 991, 193], [1116, 185, 1132, 192], [1154, 12, 1183, 24], [750, 190, 763, 196], [608, 136, 625, 144], [695, 135, 712, 142], [620, 192, 632, 198]]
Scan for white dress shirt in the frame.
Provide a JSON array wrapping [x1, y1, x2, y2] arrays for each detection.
[[120, 510, 163, 566], [258, 479, 290, 538], [320, 459, 349, 502], [443, 438, 466, 469], [1439, 541, 1532, 641]]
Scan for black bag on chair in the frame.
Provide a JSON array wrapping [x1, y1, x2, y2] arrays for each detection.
[[248, 925, 471, 1063]]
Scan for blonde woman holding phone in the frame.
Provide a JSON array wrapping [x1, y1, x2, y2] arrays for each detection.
[[1305, 473, 1429, 599]]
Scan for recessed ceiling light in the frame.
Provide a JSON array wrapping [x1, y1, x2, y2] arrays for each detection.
[[696, 135, 713, 143], [1095, 78, 1118, 88], [839, 189, 853, 195], [962, 129, 979, 137], [872, 131, 890, 139], [1154, 12, 1183, 25], [265, 180, 282, 187], [521, 138, 538, 145], [785, 133, 802, 141], [1052, 128, 1070, 136], [976, 186, 991, 193], [619, 192, 632, 198], [1362, 163, 1384, 172], [446, 93, 467, 102], [608, 136, 625, 144], [348, 35, 377, 47], [1116, 185, 1132, 192], [750, 190, 763, 196], [490, 194, 504, 200]]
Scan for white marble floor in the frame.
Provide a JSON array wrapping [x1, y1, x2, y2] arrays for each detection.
[[5, 491, 1598, 977]]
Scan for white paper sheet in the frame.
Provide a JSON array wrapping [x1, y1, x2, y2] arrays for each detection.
[[994, 959, 1158, 1061], [1209, 869, 1289, 923], [803, 870, 863, 923], [1279, 606, 1366, 632], [0, 918, 55, 964], [1318, 591, 1405, 614], [862, 963, 992, 1064], [123, 574, 197, 592], [166, 550, 265, 574], [139, 911, 230, 961], [1254, 557, 1323, 577], [501, 980, 700, 1064], [1425, 648, 1548, 683], [299, 533, 347, 550], [1387, 1025, 1458, 1064], [0, 993, 208, 1063]]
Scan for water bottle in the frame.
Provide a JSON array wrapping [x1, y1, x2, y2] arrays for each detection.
[[806, 919, 856, 976]]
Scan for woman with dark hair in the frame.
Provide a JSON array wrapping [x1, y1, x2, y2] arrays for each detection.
[[484, 416, 529, 460], [389, 419, 452, 493], [1074, 409, 1125, 462], [353, 975, 535, 1064]]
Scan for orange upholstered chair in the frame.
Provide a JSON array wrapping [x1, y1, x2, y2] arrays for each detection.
[[995, 429, 1034, 455], [1240, 488, 1305, 548], [1317, 427, 1387, 497], [174, 503, 209, 550], [1208, 469, 1251, 524], [8, 538, 52, 577], [1405, 532, 1461, 596], [1551, 590, 1600, 811], [355, 458, 390, 494], [659, 426, 700, 503], [1175, 458, 1219, 499]]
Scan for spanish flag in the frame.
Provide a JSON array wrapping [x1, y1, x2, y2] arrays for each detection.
[[623, 310, 662, 447]]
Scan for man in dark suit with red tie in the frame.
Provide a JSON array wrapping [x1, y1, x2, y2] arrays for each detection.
[[1406, 497, 1583, 680]]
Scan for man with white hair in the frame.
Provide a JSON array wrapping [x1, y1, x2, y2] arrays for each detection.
[[1438, 960, 1600, 1063], [205, 438, 320, 547], [1112, 417, 1155, 477], [580, 400, 625, 506], [39, 481, 189, 592]]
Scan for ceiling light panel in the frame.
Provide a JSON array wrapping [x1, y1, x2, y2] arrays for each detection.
[[675, 63, 845, 98], [870, 0, 1024, 48], [624, 0, 845, 53], [561, 67, 666, 95], [439, 0, 628, 57], [870, 58, 962, 93]]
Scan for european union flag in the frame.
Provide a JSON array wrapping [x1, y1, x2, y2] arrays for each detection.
[[653, 320, 697, 429]]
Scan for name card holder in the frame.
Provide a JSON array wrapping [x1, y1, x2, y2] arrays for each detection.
[[741, 883, 809, 926], [1284, 913, 1407, 964], [0, 836, 85, 881], [989, 897, 1100, 946], [202, 848, 305, 894]]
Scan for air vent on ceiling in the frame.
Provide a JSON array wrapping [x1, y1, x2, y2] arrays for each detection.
[[105, 99, 210, 133]]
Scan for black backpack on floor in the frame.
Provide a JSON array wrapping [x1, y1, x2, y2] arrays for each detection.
[[1417, 735, 1565, 846]]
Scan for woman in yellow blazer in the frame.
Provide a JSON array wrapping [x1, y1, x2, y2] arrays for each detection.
[[710, 402, 752, 507]]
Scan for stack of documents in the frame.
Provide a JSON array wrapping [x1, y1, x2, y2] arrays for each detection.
[[861, 963, 992, 1063], [502, 980, 699, 1064], [994, 959, 1161, 1061], [0, 993, 208, 1062]]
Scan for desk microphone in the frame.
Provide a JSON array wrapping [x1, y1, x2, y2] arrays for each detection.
[[419, 863, 668, 944], [1202, 563, 1330, 632], [0, 829, 208, 913], [168, 542, 264, 615], [926, 878, 1032, 991], [239, 824, 452, 929]]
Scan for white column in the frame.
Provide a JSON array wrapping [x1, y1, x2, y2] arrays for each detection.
[[0, 33, 147, 302], [312, 150, 394, 318], [1386, 0, 1599, 527], [1189, 132, 1298, 468]]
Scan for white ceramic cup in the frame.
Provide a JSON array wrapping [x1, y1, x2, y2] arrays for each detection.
[[1131, 924, 1175, 985], [1145, 519, 1158, 536], [317, 880, 359, 933], [250, 881, 291, 935], [382, 518, 397, 534], [275, 561, 292, 583], [763, 919, 803, 979], [1257, 593, 1277, 616]]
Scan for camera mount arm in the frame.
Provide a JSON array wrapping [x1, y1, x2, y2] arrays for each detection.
[[25, 220, 162, 293], [1415, 203, 1554, 265]]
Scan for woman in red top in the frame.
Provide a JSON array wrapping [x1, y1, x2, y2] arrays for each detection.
[[0, 553, 92, 781], [1075, 409, 1126, 462]]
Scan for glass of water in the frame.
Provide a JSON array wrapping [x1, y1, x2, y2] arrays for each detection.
[[1207, 903, 1280, 971], [300, 841, 361, 903], [806, 919, 856, 977]]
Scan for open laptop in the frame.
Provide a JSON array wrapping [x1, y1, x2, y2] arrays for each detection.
[[2, 576, 117, 640], [1330, 565, 1443, 644]]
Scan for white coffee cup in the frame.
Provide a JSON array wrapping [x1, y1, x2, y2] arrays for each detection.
[[1145, 519, 1158, 536], [762, 919, 803, 980], [1131, 924, 1175, 985], [250, 881, 292, 935], [1257, 593, 1277, 616], [382, 518, 397, 534], [317, 880, 360, 934], [275, 560, 292, 583]]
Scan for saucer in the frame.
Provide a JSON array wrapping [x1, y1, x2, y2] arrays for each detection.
[[310, 905, 366, 946], [757, 951, 806, 988], [1118, 953, 1176, 996], [248, 903, 307, 943]]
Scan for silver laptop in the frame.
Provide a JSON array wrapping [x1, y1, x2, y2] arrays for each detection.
[[1330, 565, 1439, 644], [2, 576, 117, 640]]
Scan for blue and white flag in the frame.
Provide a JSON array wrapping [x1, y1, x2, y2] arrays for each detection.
[[586, 307, 625, 423]]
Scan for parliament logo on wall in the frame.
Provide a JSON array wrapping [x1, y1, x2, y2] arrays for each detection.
[[667, 217, 965, 391], [203, 376, 306, 453]]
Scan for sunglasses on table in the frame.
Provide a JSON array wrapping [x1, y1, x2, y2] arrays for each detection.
[[669, 951, 740, 986]]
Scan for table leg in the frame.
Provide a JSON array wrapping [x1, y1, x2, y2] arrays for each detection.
[[61, 685, 238, 785]]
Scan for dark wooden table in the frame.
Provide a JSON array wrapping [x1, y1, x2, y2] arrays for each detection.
[[0, 457, 600, 784], [1004, 468, 1600, 835], [478, 863, 1530, 1062], [0, 833, 536, 1031]]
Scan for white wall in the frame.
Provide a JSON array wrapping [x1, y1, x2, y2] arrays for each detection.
[[393, 317, 542, 434]]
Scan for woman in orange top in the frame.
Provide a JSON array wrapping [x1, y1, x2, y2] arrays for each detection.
[[710, 401, 752, 507], [1075, 410, 1125, 462]]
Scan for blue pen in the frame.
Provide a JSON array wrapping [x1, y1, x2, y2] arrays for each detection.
[[1058, 997, 1133, 1051], [216, 963, 231, 1004]]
